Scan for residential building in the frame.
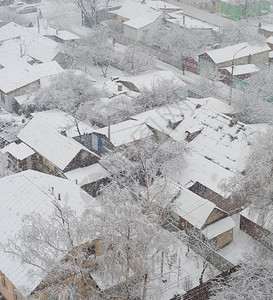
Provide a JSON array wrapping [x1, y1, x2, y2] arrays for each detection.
[[0, 170, 100, 300], [198, 42, 270, 74]]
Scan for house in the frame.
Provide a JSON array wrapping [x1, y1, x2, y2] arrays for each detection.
[[219, 64, 259, 86], [64, 163, 111, 197], [220, 0, 270, 20], [116, 70, 188, 98], [0, 142, 35, 171], [170, 185, 236, 248], [258, 22, 273, 38], [240, 205, 273, 250], [169, 98, 255, 173], [92, 120, 154, 153], [17, 117, 99, 177], [0, 170, 100, 300], [110, 0, 164, 41], [166, 11, 220, 33], [198, 42, 270, 74], [0, 61, 63, 113]]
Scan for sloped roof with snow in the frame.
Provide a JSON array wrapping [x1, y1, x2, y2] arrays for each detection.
[[220, 64, 259, 76], [18, 117, 98, 170], [169, 99, 256, 172], [111, 0, 163, 29], [205, 42, 270, 64], [118, 70, 187, 92], [0, 170, 99, 297], [96, 119, 154, 147], [202, 216, 235, 239], [0, 142, 34, 160], [0, 22, 59, 62], [171, 186, 216, 229], [31, 109, 95, 138], [64, 163, 110, 186]]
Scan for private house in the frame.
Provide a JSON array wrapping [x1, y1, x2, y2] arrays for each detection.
[[0, 170, 100, 300], [64, 163, 111, 197], [220, 0, 270, 20], [92, 120, 154, 153], [110, 0, 164, 41], [258, 22, 273, 38], [219, 64, 259, 86], [240, 205, 273, 250], [169, 98, 255, 173], [116, 70, 188, 98], [166, 11, 220, 33], [170, 185, 236, 248], [198, 42, 270, 74], [17, 117, 99, 177], [0, 61, 63, 113], [0, 142, 35, 172]]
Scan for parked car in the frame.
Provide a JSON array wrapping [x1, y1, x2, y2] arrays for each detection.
[[17, 5, 37, 13], [25, 0, 41, 3]]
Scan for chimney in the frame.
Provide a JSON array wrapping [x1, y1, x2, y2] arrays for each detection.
[[118, 83, 122, 92], [183, 15, 185, 25], [58, 193, 61, 200], [56, 29, 59, 35], [51, 187, 54, 194]]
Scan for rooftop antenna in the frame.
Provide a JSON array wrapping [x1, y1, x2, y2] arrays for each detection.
[[108, 116, 111, 141]]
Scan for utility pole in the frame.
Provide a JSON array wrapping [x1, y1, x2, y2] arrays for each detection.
[[229, 45, 248, 104]]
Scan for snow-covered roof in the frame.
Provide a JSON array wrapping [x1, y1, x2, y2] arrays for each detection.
[[202, 216, 236, 239], [0, 61, 63, 94], [0, 142, 34, 160], [205, 42, 270, 64], [169, 99, 256, 172], [31, 109, 95, 138], [220, 64, 259, 75], [171, 185, 216, 229], [111, 0, 163, 29], [166, 12, 219, 31], [187, 97, 235, 114], [96, 120, 154, 147], [0, 22, 59, 63], [0, 170, 99, 297], [18, 117, 98, 170], [64, 163, 110, 186], [241, 205, 273, 233], [269, 51, 273, 59], [118, 70, 187, 92], [266, 36, 273, 44], [169, 150, 234, 198], [28, 26, 80, 41], [0, 67, 39, 94], [260, 23, 273, 32]]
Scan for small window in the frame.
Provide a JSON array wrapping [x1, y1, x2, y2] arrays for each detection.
[[2, 275, 7, 290], [14, 290, 19, 300]]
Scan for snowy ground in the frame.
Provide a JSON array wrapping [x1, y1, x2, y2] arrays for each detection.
[[219, 214, 270, 265]]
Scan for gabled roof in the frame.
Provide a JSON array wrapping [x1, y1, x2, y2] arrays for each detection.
[[18, 117, 99, 170], [0, 22, 59, 62], [220, 64, 259, 75], [169, 99, 256, 172], [64, 163, 110, 186], [111, 0, 163, 29], [96, 120, 154, 147], [31, 109, 95, 138], [0, 142, 34, 160], [202, 216, 235, 239], [0, 170, 99, 297], [171, 185, 216, 229], [204, 42, 270, 64]]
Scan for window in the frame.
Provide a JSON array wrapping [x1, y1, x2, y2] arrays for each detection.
[[14, 290, 19, 300], [2, 275, 7, 290]]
